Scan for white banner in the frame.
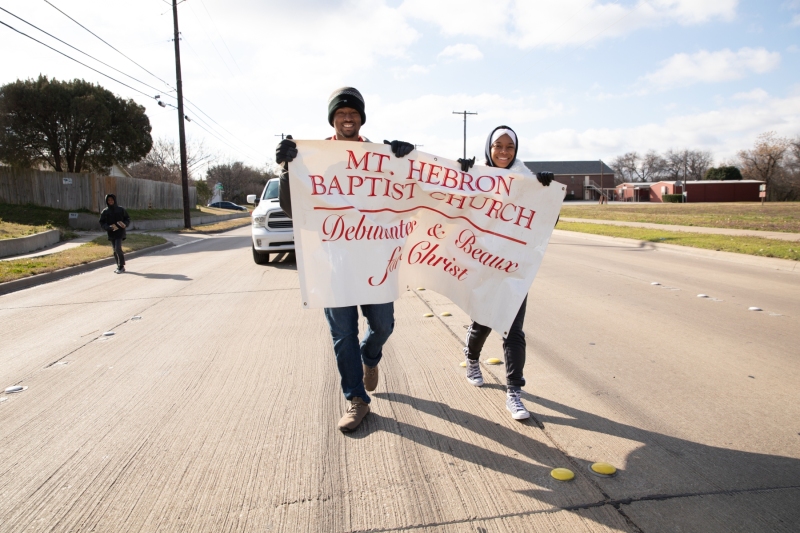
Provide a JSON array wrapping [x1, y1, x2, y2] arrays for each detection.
[[289, 140, 565, 334]]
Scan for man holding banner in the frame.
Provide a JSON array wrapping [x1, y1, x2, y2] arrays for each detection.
[[275, 87, 415, 433]]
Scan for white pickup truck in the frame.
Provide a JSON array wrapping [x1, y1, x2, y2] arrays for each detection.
[[247, 178, 294, 264]]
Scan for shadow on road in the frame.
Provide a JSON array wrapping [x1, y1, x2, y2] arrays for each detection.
[[364, 391, 800, 529], [125, 272, 192, 281]]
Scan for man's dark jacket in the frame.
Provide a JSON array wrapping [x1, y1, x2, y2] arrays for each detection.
[[99, 194, 131, 241]]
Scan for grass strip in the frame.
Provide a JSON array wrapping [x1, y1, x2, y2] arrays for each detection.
[[557, 221, 800, 261], [171, 217, 252, 234], [0, 221, 53, 240], [0, 234, 167, 283], [560, 203, 800, 233]]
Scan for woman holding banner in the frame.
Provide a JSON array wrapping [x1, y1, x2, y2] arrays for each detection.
[[457, 125, 553, 421]]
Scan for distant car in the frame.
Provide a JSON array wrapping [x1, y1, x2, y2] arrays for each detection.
[[207, 201, 248, 212], [248, 178, 293, 264]]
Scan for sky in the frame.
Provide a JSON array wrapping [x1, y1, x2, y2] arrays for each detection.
[[1, 0, 799, 177]]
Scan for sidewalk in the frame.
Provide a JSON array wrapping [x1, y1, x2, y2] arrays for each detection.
[[560, 217, 800, 242]]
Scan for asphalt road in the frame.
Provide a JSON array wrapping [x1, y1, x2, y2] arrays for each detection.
[[1, 226, 798, 532]]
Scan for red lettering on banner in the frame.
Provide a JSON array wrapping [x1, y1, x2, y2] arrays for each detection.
[[485, 199, 503, 219], [442, 167, 459, 189], [454, 229, 519, 273], [369, 246, 402, 286], [426, 165, 443, 185], [426, 224, 445, 239], [328, 176, 343, 195], [347, 175, 363, 195], [408, 240, 468, 280], [406, 159, 426, 181], [459, 173, 475, 192], [364, 176, 381, 196], [321, 215, 417, 242], [372, 153, 390, 173], [500, 203, 517, 222], [496, 175, 514, 196], [347, 151, 370, 171], [310, 175, 326, 195], [514, 207, 536, 229], [476, 175, 496, 193]]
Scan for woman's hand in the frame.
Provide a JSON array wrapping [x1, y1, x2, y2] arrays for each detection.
[[457, 157, 475, 172], [536, 171, 554, 186]]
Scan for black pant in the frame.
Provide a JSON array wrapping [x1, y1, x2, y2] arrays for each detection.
[[112, 238, 125, 268], [464, 296, 527, 388]]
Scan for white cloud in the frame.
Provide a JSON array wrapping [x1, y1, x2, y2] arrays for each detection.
[[400, 0, 738, 49], [643, 48, 781, 89], [519, 93, 800, 162], [437, 44, 484, 62], [791, 14, 800, 26], [731, 88, 770, 102]]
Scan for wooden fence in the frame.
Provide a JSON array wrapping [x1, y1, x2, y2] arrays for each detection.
[[0, 167, 196, 212]]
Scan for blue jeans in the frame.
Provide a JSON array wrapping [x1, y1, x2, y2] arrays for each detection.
[[324, 303, 394, 403]]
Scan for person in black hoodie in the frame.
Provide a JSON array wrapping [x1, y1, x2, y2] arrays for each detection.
[[99, 194, 131, 274], [458, 125, 554, 421]]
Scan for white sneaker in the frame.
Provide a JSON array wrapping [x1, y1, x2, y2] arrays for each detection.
[[465, 358, 483, 386], [506, 388, 530, 420]]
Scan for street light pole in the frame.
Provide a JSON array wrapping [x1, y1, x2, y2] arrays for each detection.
[[452, 110, 477, 160], [172, 0, 191, 229]]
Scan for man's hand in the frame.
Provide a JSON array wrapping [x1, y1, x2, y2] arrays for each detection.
[[117, 221, 126, 229], [457, 157, 475, 172], [383, 140, 414, 158], [275, 135, 297, 165], [109, 223, 118, 231], [536, 171, 554, 186]]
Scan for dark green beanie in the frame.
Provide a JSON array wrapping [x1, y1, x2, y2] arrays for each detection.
[[327, 87, 366, 126]]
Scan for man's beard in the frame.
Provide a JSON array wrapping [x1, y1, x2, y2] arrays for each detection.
[[338, 129, 359, 140]]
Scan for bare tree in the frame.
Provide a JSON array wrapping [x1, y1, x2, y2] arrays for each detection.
[[663, 149, 713, 181], [611, 151, 666, 182], [127, 137, 214, 184], [738, 132, 791, 200], [206, 161, 278, 204]]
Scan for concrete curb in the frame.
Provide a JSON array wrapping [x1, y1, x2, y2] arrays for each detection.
[[0, 241, 175, 296], [0, 229, 61, 259], [554, 229, 800, 273]]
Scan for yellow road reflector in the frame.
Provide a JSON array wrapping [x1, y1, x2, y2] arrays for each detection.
[[551, 468, 574, 481], [590, 462, 617, 476], [423, 313, 434, 317], [486, 358, 502, 365], [441, 312, 452, 317], [417, 287, 426, 291], [459, 361, 467, 367]]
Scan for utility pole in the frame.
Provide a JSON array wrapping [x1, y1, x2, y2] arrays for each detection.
[[682, 150, 688, 204], [452, 110, 477, 160], [172, 0, 191, 229], [275, 134, 286, 140]]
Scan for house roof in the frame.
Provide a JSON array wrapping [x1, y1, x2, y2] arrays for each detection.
[[524, 160, 615, 175]]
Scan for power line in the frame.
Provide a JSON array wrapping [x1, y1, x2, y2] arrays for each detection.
[[0, 19, 154, 99], [0, 6, 168, 98], [43, 0, 176, 90]]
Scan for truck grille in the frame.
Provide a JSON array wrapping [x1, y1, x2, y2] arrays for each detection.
[[267, 211, 293, 229]]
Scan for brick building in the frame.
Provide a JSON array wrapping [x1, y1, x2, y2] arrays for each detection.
[[524, 160, 616, 200], [615, 180, 765, 202]]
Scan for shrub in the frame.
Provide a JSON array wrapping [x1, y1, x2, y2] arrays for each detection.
[[662, 194, 683, 203]]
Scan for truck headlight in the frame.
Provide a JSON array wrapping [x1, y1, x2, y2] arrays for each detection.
[[252, 216, 266, 227]]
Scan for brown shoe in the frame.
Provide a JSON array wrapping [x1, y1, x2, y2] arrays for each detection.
[[338, 397, 370, 433], [363, 364, 379, 392]]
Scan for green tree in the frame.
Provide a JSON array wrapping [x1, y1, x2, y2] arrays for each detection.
[[0, 76, 152, 172], [704, 166, 743, 181], [194, 179, 212, 205]]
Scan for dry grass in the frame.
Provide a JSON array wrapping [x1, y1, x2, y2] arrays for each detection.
[[170, 217, 252, 234], [0, 234, 167, 283], [0, 221, 52, 240], [557, 221, 800, 261], [560, 202, 800, 233]]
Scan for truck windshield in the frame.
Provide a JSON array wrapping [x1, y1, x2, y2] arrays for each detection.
[[262, 180, 279, 200]]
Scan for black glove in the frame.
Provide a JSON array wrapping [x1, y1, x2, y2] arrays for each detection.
[[536, 171, 554, 186], [457, 157, 475, 172], [384, 140, 414, 158], [275, 135, 297, 165]]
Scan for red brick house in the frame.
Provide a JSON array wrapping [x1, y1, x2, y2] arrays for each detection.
[[615, 180, 765, 202], [524, 161, 615, 200]]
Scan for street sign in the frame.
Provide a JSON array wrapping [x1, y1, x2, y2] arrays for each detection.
[[62, 177, 72, 185], [759, 191, 766, 198], [759, 184, 766, 191]]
